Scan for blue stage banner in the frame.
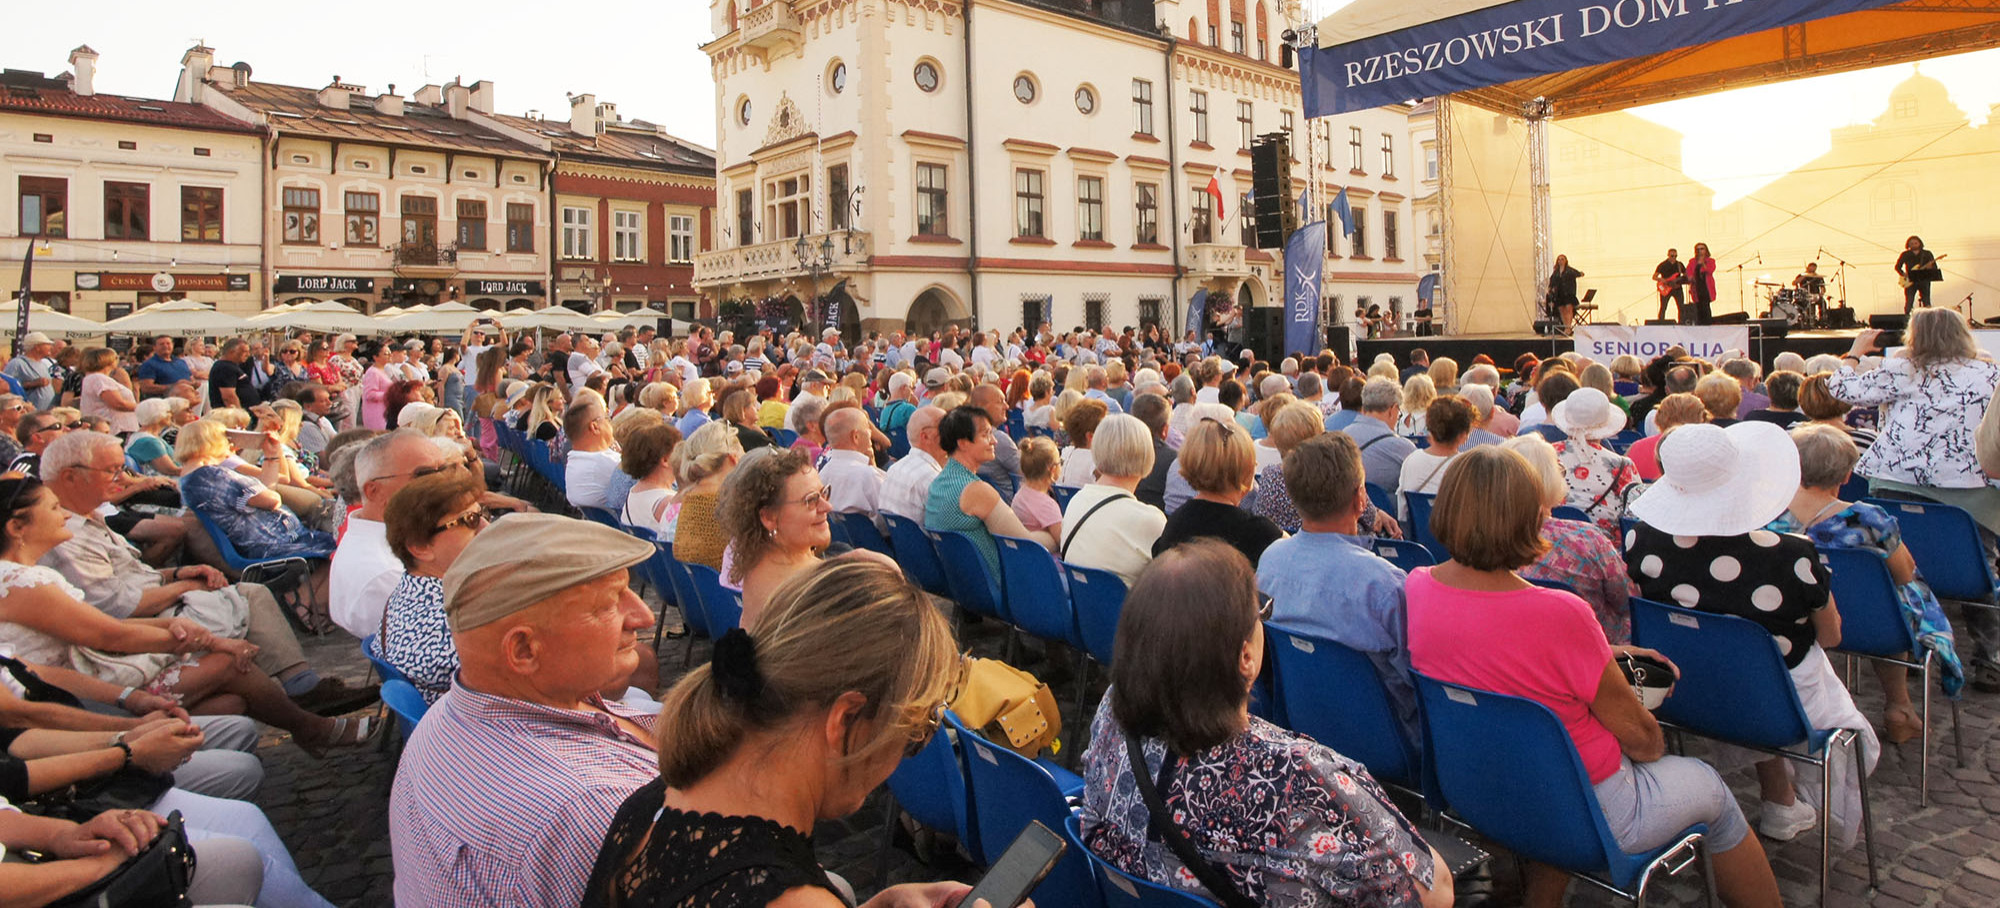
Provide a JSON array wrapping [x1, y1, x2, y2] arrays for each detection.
[[1186, 289, 1208, 340], [1284, 222, 1328, 357], [1302, 0, 1900, 116]]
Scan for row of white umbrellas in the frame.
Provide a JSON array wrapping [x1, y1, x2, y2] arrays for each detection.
[[0, 299, 676, 339]]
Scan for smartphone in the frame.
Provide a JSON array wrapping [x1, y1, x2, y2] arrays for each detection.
[[224, 429, 268, 448], [960, 820, 1067, 908]]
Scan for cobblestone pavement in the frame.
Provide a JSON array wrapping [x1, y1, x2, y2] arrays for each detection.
[[258, 593, 2000, 907]]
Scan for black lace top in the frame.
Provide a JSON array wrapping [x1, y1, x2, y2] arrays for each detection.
[[582, 778, 838, 908]]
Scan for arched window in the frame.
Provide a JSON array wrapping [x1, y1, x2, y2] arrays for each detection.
[[1254, 3, 1269, 61]]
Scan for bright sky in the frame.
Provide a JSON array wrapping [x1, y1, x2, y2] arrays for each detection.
[[4, 0, 720, 146]]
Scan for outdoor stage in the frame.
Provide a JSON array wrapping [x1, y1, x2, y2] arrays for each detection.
[[1355, 328, 1864, 371]]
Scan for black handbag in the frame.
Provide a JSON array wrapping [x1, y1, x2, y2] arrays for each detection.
[[44, 809, 197, 908], [30, 768, 176, 823]]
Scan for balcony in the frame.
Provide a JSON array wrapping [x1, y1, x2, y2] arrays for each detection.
[[695, 231, 873, 290], [1181, 243, 1250, 279], [739, 0, 804, 59], [393, 242, 458, 277]]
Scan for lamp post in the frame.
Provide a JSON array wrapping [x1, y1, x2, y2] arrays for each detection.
[[794, 234, 836, 333]]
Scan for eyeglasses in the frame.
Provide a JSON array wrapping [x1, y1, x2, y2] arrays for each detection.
[[1257, 591, 1275, 620], [435, 506, 493, 533], [791, 485, 833, 508], [906, 654, 969, 757]]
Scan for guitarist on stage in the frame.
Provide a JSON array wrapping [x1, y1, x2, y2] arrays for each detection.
[[1896, 235, 1943, 313], [1652, 248, 1687, 323]]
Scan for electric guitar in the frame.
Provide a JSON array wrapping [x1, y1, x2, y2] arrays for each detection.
[[1899, 253, 1947, 289], [1655, 274, 1684, 297]]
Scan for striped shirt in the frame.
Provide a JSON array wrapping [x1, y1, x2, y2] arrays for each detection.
[[390, 678, 659, 907]]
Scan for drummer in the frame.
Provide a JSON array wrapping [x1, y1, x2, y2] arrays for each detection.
[[1792, 262, 1826, 295]]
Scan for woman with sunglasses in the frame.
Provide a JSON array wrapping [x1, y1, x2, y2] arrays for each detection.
[[584, 555, 978, 908], [379, 471, 487, 704]]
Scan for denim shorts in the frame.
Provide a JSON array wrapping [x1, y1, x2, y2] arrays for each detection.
[[1594, 754, 1749, 853]]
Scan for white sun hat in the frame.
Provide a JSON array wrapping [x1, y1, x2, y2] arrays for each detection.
[[1550, 387, 1626, 441], [1629, 421, 1800, 536]]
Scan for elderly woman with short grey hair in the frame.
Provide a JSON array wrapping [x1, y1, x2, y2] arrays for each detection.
[[1060, 414, 1166, 586]]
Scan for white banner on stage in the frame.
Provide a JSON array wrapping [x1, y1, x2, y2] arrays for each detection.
[[1571, 326, 1751, 364]]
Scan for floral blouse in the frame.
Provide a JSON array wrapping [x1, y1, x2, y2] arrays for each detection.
[[1825, 357, 2000, 489], [380, 574, 457, 705], [1081, 694, 1435, 908], [1552, 440, 1638, 536], [1522, 517, 1639, 644], [1253, 462, 1302, 532]]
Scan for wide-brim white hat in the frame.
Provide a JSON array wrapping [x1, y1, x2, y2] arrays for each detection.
[[1551, 387, 1626, 440], [1630, 421, 1800, 536]]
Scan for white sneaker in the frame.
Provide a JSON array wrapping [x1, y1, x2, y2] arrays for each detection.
[[1759, 798, 1818, 841]]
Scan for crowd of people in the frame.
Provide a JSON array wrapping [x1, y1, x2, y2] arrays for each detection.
[[5, 307, 1998, 906]]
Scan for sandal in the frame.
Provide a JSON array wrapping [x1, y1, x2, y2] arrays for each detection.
[[1884, 704, 1922, 744], [297, 715, 380, 758]]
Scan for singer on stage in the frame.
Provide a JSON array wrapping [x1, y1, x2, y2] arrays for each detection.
[[1686, 242, 1717, 325], [1896, 235, 1940, 313], [1652, 248, 1686, 322], [1547, 254, 1583, 330]]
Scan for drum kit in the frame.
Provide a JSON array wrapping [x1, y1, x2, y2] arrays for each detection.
[[1758, 275, 1835, 329]]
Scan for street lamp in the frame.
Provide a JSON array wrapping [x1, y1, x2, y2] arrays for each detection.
[[795, 234, 837, 332]]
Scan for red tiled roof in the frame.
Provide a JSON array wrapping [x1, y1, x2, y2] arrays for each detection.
[[492, 114, 714, 175], [0, 69, 260, 134], [219, 80, 546, 158]]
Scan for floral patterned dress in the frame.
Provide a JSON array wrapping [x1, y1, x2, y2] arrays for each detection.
[[1553, 439, 1638, 537], [1523, 517, 1640, 644], [1767, 502, 1966, 697], [1080, 694, 1436, 907]]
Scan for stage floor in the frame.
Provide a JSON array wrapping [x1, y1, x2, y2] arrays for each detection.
[[1356, 328, 1860, 370]]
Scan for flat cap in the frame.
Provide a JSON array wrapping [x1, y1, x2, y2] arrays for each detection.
[[442, 513, 655, 632]]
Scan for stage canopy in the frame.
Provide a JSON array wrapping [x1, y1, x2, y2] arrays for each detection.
[[1304, 0, 2000, 119]]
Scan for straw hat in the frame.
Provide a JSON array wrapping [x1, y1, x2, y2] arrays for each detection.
[[1550, 387, 1626, 441], [1629, 422, 1800, 536]]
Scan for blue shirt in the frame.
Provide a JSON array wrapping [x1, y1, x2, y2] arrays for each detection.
[[1336, 414, 1416, 490], [1256, 531, 1419, 746], [1324, 409, 1360, 433], [1084, 389, 1125, 415], [675, 409, 711, 438]]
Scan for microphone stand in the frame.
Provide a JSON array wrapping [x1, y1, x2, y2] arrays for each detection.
[[1731, 254, 1758, 316], [1820, 247, 1854, 324]]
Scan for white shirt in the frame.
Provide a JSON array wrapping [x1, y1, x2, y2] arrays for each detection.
[[462, 344, 493, 365], [568, 352, 604, 389], [630, 343, 651, 370], [1395, 450, 1457, 521], [565, 449, 622, 510], [971, 346, 997, 368], [938, 347, 964, 370], [667, 356, 698, 382], [1254, 440, 1284, 473], [1195, 386, 1221, 405], [898, 341, 919, 365], [819, 448, 887, 523], [1059, 446, 1097, 487], [880, 449, 942, 523], [1058, 484, 1167, 586], [330, 517, 402, 639]]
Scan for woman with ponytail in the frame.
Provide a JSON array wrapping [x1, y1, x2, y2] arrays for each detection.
[[583, 555, 991, 908]]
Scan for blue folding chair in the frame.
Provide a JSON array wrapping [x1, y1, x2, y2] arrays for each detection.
[[1618, 516, 1640, 554], [1415, 672, 1716, 906], [1821, 545, 1964, 805], [1365, 482, 1396, 515], [659, 547, 710, 652], [1064, 563, 1128, 667], [953, 716, 1100, 908], [1837, 474, 1871, 504], [189, 508, 328, 635], [1529, 577, 1578, 595], [1402, 491, 1447, 562], [998, 535, 1092, 705], [1264, 625, 1419, 793], [359, 634, 410, 686], [684, 562, 743, 634], [881, 708, 974, 878], [1630, 597, 1878, 902], [1368, 537, 1435, 573], [771, 428, 799, 447], [1551, 505, 1591, 523], [578, 506, 622, 530], [1063, 814, 1219, 907], [1863, 497, 1997, 607], [1051, 484, 1082, 512], [1006, 408, 1026, 441], [837, 511, 892, 556], [932, 530, 1008, 623], [380, 679, 430, 740], [884, 513, 952, 598]]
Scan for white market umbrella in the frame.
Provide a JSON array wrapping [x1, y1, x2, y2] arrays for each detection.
[[593, 306, 674, 331], [501, 306, 604, 333], [0, 300, 107, 338], [249, 302, 304, 321], [257, 300, 383, 335], [102, 298, 250, 337], [381, 300, 483, 335]]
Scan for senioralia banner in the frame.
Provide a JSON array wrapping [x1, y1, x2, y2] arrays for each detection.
[[1302, 0, 1900, 116], [1571, 325, 1749, 364]]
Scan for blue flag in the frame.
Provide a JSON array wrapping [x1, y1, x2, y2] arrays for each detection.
[[1284, 222, 1327, 358], [1330, 187, 1355, 238], [1417, 272, 1440, 303], [1186, 289, 1208, 341]]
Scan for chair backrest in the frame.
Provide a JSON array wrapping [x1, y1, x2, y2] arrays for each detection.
[[887, 708, 973, 851], [1264, 624, 1418, 789], [1819, 545, 1919, 659], [1368, 538, 1436, 572], [684, 562, 743, 634], [932, 530, 1007, 621], [1864, 497, 1996, 603], [189, 506, 260, 573], [622, 528, 675, 609], [771, 428, 799, 447], [884, 513, 952, 597], [1006, 408, 1026, 441], [1064, 562, 1129, 666], [1413, 672, 1628, 882], [1628, 597, 1814, 750], [657, 543, 709, 638], [1837, 474, 1871, 504], [1550, 505, 1590, 523], [381, 679, 429, 740], [1052, 484, 1082, 511], [359, 634, 410, 685], [1065, 815, 1219, 907], [1403, 492, 1447, 562], [578, 506, 622, 530], [1528, 577, 1577, 595], [997, 535, 1078, 647], [953, 714, 1102, 908], [1364, 482, 1396, 515], [1618, 516, 1639, 553], [838, 511, 892, 556]]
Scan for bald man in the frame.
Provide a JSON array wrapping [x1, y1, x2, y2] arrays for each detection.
[[820, 406, 887, 522], [879, 406, 945, 522]]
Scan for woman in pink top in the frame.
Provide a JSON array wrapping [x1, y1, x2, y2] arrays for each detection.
[[1404, 446, 1781, 908], [1625, 392, 1707, 481], [359, 343, 400, 430]]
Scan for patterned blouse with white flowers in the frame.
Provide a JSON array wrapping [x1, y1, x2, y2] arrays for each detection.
[[1552, 440, 1638, 537], [1825, 357, 2000, 489]]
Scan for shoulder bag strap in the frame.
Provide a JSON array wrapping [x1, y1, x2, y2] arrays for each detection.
[[1357, 432, 1394, 453], [1060, 492, 1132, 560], [1124, 735, 1257, 908]]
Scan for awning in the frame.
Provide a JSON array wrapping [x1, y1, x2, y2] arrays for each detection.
[[1304, 0, 2000, 119]]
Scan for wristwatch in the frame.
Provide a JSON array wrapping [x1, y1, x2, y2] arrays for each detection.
[[116, 686, 137, 708]]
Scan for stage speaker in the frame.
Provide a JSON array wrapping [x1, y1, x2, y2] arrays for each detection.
[[1644, 319, 1678, 326], [1709, 311, 1751, 326], [1826, 307, 1857, 329], [1241, 307, 1286, 362], [1750, 318, 1788, 339], [1869, 314, 1908, 331], [1323, 325, 1353, 357], [1250, 134, 1295, 250], [1533, 319, 1562, 336]]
